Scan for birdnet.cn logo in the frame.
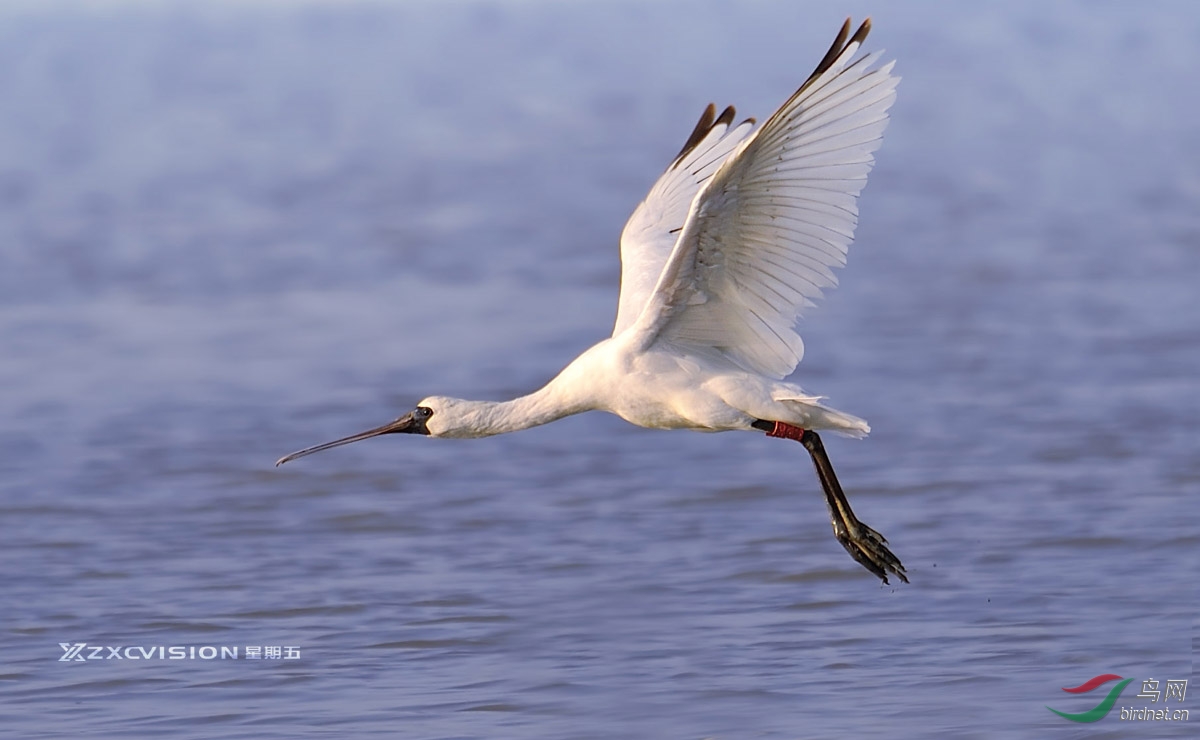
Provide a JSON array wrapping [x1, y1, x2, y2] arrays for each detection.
[[57, 643, 301, 662], [1046, 674, 1189, 723]]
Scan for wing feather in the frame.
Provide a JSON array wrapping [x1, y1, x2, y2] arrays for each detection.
[[613, 106, 756, 336], [627, 18, 898, 378]]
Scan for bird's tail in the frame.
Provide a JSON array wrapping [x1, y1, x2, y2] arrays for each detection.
[[772, 391, 870, 438]]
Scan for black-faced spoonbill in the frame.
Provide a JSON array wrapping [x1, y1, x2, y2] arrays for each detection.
[[279, 18, 906, 584]]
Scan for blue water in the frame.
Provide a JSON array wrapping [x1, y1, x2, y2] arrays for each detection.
[[1, 1, 1196, 737]]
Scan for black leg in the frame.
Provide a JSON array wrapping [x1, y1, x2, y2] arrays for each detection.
[[756, 420, 908, 584]]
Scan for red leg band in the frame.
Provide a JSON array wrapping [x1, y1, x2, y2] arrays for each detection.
[[765, 421, 806, 441]]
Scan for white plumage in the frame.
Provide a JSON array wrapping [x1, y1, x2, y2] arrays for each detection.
[[279, 19, 908, 584], [623, 32, 897, 381]]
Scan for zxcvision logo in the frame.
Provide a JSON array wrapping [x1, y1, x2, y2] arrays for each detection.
[[58, 643, 301, 661]]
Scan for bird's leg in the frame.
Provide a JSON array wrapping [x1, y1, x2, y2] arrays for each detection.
[[754, 420, 908, 584]]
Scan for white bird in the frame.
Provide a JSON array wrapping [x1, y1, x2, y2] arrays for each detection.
[[279, 18, 906, 584]]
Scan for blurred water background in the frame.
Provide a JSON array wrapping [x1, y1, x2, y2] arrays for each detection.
[[1, 0, 1196, 737]]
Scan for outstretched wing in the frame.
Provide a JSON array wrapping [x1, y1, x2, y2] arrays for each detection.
[[628, 18, 898, 378], [613, 105, 756, 337]]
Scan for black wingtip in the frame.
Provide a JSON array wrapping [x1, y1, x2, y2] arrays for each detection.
[[850, 17, 872, 48], [812, 18, 853, 78], [809, 18, 871, 92], [674, 103, 716, 161], [668, 18, 873, 172], [713, 104, 736, 129], [751, 17, 875, 136], [670, 102, 741, 170]]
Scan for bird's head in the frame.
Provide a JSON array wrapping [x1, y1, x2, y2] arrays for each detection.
[[275, 396, 461, 466]]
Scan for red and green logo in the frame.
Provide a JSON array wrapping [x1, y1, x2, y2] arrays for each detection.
[[1047, 674, 1134, 722]]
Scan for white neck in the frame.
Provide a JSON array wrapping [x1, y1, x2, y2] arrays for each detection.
[[463, 391, 581, 437], [430, 339, 616, 438], [434, 354, 602, 438]]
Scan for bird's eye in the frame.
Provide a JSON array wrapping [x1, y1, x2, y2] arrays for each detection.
[[416, 406, 433, 419]]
